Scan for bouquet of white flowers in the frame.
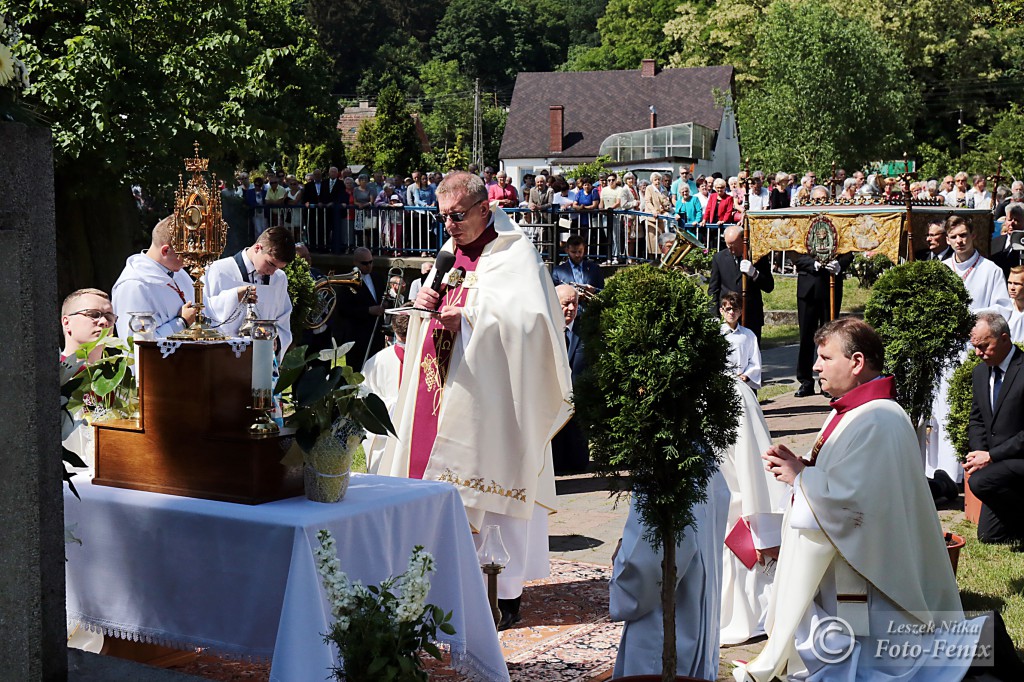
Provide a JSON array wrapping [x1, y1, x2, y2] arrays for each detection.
[[314, 529, 455, 681]]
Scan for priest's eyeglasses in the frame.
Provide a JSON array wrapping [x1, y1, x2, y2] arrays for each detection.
[[435, 198, 485, 225], [69, 309, 118, 324]]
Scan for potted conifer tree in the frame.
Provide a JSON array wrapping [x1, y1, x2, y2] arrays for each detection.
[[574, 265, 739, 682]]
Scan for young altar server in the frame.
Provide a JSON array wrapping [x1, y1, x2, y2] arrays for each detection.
[[926, 215, 1011, 484], [111, 215, 196, 339], [609, 472, 730, 679], [720, 291, 763, 391], [203, 227, 296, 361], [363, 314, 407, 473], [735, 318, 983, 682]]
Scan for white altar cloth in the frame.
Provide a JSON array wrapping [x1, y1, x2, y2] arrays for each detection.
[[64, 473, 509, 682]]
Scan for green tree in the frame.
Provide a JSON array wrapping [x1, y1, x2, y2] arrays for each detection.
[[8, 0, 335, 295], [737, 0, 918, 176], [664, 0, 769, 83], [564, 0, 677, 71], [353, 81, 422, 176]]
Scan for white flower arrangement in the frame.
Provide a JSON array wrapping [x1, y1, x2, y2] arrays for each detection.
[[314, 529, 455, 681]]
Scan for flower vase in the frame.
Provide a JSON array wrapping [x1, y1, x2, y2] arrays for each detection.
[[303, 417, 362, 503]]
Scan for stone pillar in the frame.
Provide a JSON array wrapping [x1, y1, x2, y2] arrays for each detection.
[[0, 122, 67, 680]]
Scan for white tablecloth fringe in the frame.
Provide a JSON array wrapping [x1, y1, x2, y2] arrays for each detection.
[[441, 637, 510, 682], [67, 615, 273, 662]]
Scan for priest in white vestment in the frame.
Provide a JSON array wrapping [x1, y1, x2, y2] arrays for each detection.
[[719, 377, 788, 645], [203, 226, 296, 361], [376, 172, 572, 629], [736, 318, 981, 682], [362, 314, 407, 473], [927, 216, 1011, 483], [610, 472, 729, 679], [111, 215, 196, 339]]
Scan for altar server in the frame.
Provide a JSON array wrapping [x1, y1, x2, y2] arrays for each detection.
[[718, 375, 787, 645], [720, 291, 762, 391], [1007, 266, 1024, 342], [376, 172, 572, 630], [111, 215, 196, 339], [362, 314, 407, 473], [926, 215, 1011, 483], [736, 318, 981, 682], [610, 471, 729, 679], [203, 227, 296, 361]]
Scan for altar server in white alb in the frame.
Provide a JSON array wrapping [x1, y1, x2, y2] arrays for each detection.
[[720, 291, 762, 391], [375, 172, 572, 630], [927, 215, 1011, 483], [361, 313, 407, 473], [610, 472, 729, 679], [203, 226, 296, 360], [111, 215, 196, 339], [719, 291, 786, 645], [736, 318, 981, 682]]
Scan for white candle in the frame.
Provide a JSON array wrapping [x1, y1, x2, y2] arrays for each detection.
[[252, 338, 273, 392]]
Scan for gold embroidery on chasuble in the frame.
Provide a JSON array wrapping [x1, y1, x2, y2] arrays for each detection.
[[437, 468, 528, 503]]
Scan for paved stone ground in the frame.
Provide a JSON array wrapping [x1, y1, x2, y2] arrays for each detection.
[[547, 343, 844, 681]]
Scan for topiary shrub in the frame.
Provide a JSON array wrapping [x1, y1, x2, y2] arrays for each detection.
[[863, 260, 974, 427], [946, 342, 1024, 462], [574, 264, 738, 680]]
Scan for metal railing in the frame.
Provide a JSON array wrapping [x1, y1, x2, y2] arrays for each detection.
[[241, 204, 797, 273]]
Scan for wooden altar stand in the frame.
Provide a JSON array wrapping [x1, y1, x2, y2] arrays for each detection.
[[93, 340, 301, 504]]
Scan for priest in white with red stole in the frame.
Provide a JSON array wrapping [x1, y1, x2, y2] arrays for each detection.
[[735, 318, 980, 682], [376, 171, 573, 629]]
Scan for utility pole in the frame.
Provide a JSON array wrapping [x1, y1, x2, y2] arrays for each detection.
[[472, 78, 483, 169]]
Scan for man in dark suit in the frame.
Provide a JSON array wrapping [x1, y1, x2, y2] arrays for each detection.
[[990, 204, 1023, 279], [333, 246, 385, 371], [914, 218, 954, 262], [303, 168, 331, 251], [708, 224, 775, 341], [551, 235, 605, 305], [325, 166, 350, 253], [794, 252, 853, 397], [551, 284, 589, 474], [965, 312, 1024, 544]]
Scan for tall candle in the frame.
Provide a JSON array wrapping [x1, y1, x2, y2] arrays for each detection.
[[252, 338, 273, 392]]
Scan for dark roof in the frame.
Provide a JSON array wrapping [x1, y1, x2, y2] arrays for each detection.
[[500, 65, 734, 160]]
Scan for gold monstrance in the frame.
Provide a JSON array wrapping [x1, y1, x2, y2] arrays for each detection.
[[168, 142, 229, 340]]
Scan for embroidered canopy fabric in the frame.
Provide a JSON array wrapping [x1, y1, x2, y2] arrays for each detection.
[[65, 474, 509, 682]]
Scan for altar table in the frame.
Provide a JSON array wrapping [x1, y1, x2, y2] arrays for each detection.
[[65, 473, 510, 682]]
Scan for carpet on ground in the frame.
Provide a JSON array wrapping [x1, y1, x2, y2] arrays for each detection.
[[169, 558, 620, 682]]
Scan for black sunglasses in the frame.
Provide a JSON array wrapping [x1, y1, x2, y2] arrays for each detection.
[[435, 198, 485, 225]]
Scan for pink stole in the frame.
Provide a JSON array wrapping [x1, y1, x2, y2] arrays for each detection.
[[407, 226, 497, 479]]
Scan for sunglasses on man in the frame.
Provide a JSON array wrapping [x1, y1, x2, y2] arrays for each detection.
[[435, 198, 485, 225]]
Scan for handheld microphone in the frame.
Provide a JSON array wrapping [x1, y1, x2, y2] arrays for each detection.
[[430, 251, 457, 290]]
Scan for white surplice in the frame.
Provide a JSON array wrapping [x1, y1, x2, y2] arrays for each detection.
[[362, 344, 403, 474], [111, 253, 195, 339], [735, 397, 978, 682], [926, 253, 1011, 481], [719, 379, 787, 645], [722, 323, 763, 390], [202, 251, 293, 361], [1010, 305, 1024, 343], [610, 472, 730, 680]]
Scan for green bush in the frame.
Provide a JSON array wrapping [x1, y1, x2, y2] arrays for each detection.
[[863, 260, 974, 426], [575, 265, 738, 543], [285, 257, 318, 335]]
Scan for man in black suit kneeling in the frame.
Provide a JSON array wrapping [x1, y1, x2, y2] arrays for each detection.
[[966, 312, 1024, 544]]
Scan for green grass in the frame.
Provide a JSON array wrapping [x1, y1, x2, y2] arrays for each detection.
[[757, 382, 796, 403], [947, 517, 1024, 656], [761, 277, 872, 313], [760, 324, 800, 349]]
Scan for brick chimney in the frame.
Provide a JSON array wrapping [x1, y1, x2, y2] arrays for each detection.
[[549, 105, 564, 154], [641, 59, 657, 78], [649, 105, 657, 129]]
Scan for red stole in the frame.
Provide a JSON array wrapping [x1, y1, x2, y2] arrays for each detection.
[[806, 375, 896, 465], [408, 226, 497, 479]]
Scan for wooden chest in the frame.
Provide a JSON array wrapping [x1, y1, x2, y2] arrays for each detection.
[[93, 341, 302, 504]]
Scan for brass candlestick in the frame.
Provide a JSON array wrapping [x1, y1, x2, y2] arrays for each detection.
[[168, 142, 229, 341], [477, 524, 510, 627]]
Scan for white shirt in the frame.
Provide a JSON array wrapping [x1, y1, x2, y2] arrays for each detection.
[[1009, 304, 1024, 343], [721, 323, 761, 390], [111, 252, 195, 339], [747, 188, 770, 211]]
